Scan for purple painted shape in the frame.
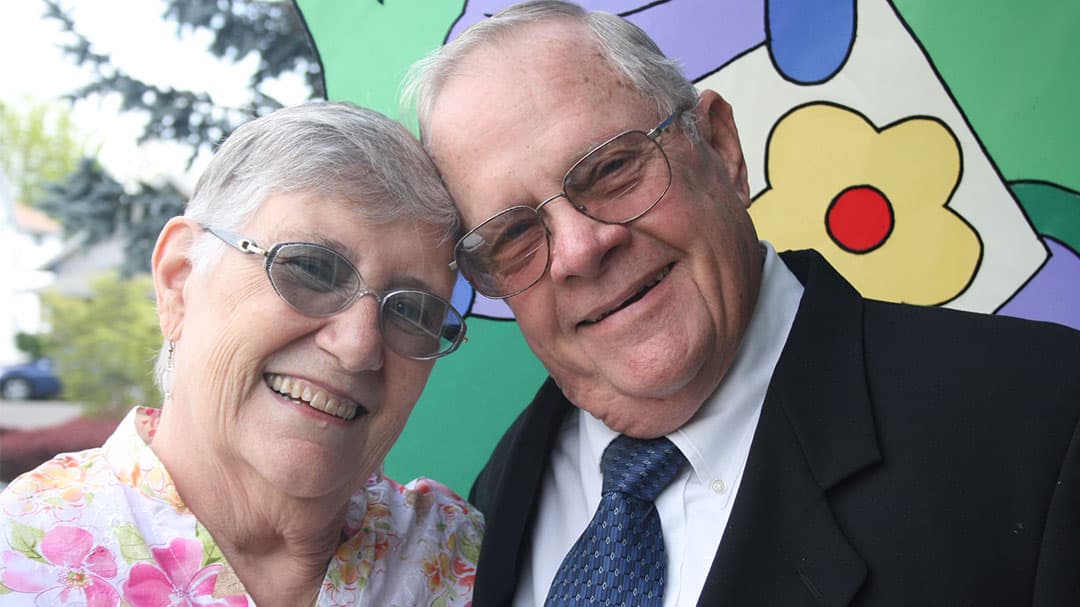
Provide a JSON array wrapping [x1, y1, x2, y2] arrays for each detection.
[[996, 237, 1080, 331], [452, 271, 515, 319], [447, 0, 766, 81], [470, 291, 516, 319], [621, 0, 766, 81]]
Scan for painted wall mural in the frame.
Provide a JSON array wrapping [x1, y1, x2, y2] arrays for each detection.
[[294, 0, 1080, 495]]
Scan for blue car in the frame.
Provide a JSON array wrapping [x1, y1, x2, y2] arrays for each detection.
[[0, 358, 63, 400]]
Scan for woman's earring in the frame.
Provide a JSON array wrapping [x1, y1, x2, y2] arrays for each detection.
[[163, 340, 176, 400]]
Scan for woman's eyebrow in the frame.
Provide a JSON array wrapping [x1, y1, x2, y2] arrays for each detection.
[[312, 235, 356, 259], [305, 234, 443, 292]]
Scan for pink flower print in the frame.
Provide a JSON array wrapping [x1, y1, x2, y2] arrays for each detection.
[[0, 525, 119, 606], [122, 537, 244, 607]]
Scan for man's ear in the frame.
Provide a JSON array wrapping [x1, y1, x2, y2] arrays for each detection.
[[695, 90, 751, 206], [152, 217, 198, 341]]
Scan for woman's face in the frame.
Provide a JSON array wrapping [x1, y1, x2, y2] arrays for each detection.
[[168, 191, 456, 499]]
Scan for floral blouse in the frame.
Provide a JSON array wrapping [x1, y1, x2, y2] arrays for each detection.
[[0, 407, 483, 606]]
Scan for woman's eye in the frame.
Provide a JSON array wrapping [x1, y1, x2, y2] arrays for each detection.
[[280, 255, 341, 292]]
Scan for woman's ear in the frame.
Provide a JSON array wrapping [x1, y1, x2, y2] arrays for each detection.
[[694, 89, 751, 206], [152, 217, 198, 341]]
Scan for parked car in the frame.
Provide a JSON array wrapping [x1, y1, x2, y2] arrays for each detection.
[[0, 358, 63, 400]]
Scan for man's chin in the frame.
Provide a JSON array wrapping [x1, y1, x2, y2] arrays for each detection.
[[560, 370, 706, 437]]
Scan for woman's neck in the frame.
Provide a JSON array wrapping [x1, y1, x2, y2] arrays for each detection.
[[149, 404, 356, 606]]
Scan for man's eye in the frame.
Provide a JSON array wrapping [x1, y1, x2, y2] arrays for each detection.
[[490, 221, 545, 265], [493, 218, 540, 248], [572, 149, 643, 197], [595, 156, 629, 179]]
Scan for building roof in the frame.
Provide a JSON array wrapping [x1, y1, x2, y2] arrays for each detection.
[[13, 203, 60, 235]]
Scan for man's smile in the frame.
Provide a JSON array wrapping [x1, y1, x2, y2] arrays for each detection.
[[580, 263, 674, 326]]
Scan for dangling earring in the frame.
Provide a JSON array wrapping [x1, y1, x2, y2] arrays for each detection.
[[163, 340, 176, 401]]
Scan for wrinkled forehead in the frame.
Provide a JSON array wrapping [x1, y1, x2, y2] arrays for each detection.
[[426, 25, 657, 224], [427, 21, 636, 158]]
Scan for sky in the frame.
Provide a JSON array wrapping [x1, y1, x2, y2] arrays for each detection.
[[0, 0, 306, 193]]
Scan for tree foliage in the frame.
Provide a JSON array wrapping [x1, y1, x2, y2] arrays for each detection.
[[34, 1, 320, 275], [39, 273, 162, 417], [38, 159, 186, 276], [43, 0, 322, 166], [0, 100, 87, 206]]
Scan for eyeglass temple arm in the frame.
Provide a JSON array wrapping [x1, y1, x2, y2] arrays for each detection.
[[647, 109, 682, 140], [204, 226, 268, 257]]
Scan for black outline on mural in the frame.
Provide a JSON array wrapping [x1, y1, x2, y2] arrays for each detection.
[[446, 0, 675, 45], [290, 0, 330, 102], [1008, 178, 1080, 244], [753, 100, 983, 308], [991, 180, 1080, 316], [296, 0, 1071, 322], [992, 234, 1077, 317], [882, 0, 1043, 269]]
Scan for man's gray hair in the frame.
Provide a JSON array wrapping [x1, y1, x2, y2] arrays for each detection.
[[402, 0, 699, 142], [154, 100, 456, 396]]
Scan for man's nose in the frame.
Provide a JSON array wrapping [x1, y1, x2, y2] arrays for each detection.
[[543, 200, 631, 284], [315, 295, 384, 373]]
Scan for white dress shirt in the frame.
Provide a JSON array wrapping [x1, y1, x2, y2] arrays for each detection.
[[513, 242, 805, 607]]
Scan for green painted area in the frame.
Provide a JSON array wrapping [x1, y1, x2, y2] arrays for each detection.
[[294, 0, 462, 124], [384, 316, 547, 497], [1010, 181, 1080, 250], [895, 0, 1080, 192]]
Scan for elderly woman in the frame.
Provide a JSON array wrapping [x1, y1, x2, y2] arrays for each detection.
[[0, 101, 480, 606]]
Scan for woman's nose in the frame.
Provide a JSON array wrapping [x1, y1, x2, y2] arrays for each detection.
[[314, 295, 384, 373]]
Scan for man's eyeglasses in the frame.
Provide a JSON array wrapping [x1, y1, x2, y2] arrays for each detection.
[[450, 109, 683, 299], [205, 227, 466, 360]]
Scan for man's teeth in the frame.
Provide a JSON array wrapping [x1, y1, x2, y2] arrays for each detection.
[[587, 265, 672, 324], [266, 374, 359, 421]]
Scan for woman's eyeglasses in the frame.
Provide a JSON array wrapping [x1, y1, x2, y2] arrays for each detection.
[[205, 227, 466, 360], [450, 109, 683, 299]]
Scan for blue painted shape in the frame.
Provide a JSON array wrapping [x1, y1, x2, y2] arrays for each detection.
[[768, 0, 856, 84]]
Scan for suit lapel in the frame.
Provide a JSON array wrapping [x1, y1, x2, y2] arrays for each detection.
[[699, 250, 880, 606], [473, 378, 573, 606]]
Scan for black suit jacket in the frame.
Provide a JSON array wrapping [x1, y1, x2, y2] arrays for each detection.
[[469, 250, 1080, 606]]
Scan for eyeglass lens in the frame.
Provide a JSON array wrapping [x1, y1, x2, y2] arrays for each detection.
[[267, 243, 464, 358], [456, 129, 671, 298]]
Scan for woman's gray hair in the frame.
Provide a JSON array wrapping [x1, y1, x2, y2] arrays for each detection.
[[154, 100, 456, 396], [402, 0, 700, 142]]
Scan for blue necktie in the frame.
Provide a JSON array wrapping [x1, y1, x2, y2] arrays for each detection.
[[545, 435, 687, 606]]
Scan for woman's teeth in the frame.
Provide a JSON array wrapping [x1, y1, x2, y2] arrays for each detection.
[[266, 374, 359, 421]]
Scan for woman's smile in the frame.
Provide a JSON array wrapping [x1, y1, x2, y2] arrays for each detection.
[[264, 373, 364, 421]]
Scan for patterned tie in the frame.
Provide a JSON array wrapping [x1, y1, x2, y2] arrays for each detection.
[[545, 435, 687, 606]]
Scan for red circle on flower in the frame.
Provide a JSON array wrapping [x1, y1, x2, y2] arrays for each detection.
[[826, 185, 894, 253]]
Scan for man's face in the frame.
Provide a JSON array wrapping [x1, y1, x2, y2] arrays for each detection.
[[427, 22, 762, 438]]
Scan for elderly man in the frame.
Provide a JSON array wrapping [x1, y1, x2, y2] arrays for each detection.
[[405, 1, 1080, 605]]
